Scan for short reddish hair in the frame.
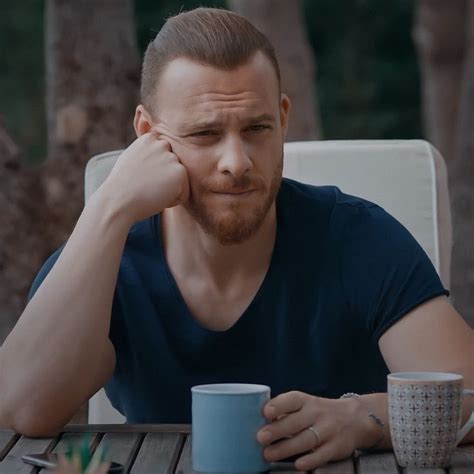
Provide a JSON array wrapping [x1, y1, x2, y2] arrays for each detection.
[[140, 7, 280, 113]]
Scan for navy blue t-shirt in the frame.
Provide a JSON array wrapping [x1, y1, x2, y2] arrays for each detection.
[[29, 178, 448, 423]]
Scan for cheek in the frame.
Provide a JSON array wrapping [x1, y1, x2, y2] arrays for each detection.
[[178, 157, 211, 196]]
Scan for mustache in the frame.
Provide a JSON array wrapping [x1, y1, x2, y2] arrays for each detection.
[[200, 174, 265, 193]]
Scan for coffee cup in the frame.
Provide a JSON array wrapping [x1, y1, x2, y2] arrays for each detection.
[[191, 383, 271, 473], [388, 371, 474, 468]]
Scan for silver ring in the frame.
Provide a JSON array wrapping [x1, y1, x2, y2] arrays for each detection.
[[307, 425, 321, 449]]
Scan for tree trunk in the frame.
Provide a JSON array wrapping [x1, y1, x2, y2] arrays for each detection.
[[450, 2, 474, 326], [44, 0, 140, 243], [413, 0, 467, 162], [0, 122, 46, 340], [227, 0, 321, 141], [0, 0, 139, 424], [0, 0, 140, 343], [415, 0, 474, 327]]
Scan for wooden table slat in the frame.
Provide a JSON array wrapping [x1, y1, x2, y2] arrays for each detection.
[[403, 468, 446, 474], [1, 425, 472, 473], [52, 432, 101, 454], [0, 431, 19, 461], [313, 458, 354, 474], [130, 432, 183, 474], [175, 434, 302, 474], [96, 432, 143, 472], [356, 451, 399, 474], [63, 424, 191, 433], [0, 436, 56, 474], [175, 435, 195, 474]]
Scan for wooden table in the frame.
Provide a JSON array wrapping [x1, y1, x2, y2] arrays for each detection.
[[0, 425, 473, 473]]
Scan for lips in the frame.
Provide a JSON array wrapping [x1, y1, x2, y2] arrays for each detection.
[[211, 188, 256, 195]]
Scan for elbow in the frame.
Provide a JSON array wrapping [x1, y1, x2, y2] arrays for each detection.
[[13, 420, 61, 439], [0, 405, 63, 438], [13, 419, 62, 439]]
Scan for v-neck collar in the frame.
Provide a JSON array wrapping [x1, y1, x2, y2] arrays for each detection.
[[151, 198, 283, 337]]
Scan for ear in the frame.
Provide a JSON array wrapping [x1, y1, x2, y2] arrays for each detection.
[[279, 94, 291, 140], [133, 105, 154, 137]]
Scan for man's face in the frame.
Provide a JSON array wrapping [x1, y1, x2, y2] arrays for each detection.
[[138, 52, 290, 245]]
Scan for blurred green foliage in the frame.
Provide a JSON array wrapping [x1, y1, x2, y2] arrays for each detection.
[[0, 0, 422, 163], [304, 0, 422, 139], [0, 0, 45, 162]]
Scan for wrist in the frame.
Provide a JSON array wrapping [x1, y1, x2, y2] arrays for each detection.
[[340, 393, 385, 451], [89, 183, 135, 233]]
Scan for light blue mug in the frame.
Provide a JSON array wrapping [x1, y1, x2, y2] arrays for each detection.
[[191, 383, 271, 473]]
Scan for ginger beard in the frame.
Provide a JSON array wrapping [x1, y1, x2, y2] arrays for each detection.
[[183, 152, 283, 245]]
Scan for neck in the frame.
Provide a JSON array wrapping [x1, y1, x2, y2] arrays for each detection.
[[161, 204, 277, 288]]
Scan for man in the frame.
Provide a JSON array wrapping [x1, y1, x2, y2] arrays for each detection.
[[0, 7, 472, 470]]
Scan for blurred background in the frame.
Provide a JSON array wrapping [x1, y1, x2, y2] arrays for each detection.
[[0, 0, 473, 341]]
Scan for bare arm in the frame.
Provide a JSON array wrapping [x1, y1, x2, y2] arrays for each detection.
[[0, 189, 127, 436], [256, 296, 474, 470], [354, 297, 473, 450], [0, 134, 189, 436]]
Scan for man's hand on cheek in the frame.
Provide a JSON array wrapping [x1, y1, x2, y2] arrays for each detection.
[[256, 391, 366, 471], [151, 132, 191, 208], [100, 132, 190, 225]]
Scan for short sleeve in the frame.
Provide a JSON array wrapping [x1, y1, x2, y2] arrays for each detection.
[[335, 200, 449, 345], [28, 248, 63, 301]]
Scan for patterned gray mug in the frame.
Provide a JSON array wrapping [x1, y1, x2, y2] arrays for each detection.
[[388, 372, 474, 468]]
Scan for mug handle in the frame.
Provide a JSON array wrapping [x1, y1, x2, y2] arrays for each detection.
[[456, 389, 474, 446]]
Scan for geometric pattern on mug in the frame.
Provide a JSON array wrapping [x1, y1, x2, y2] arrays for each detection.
[[388, 383, 462, 468]]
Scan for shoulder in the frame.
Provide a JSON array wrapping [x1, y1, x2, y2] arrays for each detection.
[[332, 194, 418, 258], [278, 177, 385, 231], [278, 178, 342, 208]]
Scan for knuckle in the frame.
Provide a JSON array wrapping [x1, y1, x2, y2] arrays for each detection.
[[305, 400, 319, 416], [288, 390, 302, 399]]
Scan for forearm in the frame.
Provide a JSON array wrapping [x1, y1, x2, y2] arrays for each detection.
[[0, 185, 129, 432]]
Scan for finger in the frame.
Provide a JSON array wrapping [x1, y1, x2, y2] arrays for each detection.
[[294, 442, 336, 471], [257, 407, 314, 445], [149, 128, 162, 141], [263, 391, 307, 420], [137, 132, 172, 157], [262, 427, 320, 462], [150, 127, 175, 147], [155, 137, 173, 153], [146, 129, 173, 149]]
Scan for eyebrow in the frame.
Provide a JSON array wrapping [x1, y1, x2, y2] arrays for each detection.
[[182, 113, 276, 133]]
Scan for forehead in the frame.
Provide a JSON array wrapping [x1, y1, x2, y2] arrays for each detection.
[[153, 52, 280, 124]]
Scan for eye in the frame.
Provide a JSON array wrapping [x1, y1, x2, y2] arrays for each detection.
[[189, 130, 216, 137], [246, 124, 271, 133]]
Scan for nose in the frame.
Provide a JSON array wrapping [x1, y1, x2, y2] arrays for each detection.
[[217, 135, 253, 178]]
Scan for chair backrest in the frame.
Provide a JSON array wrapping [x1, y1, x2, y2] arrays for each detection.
[[85, 139, 452, 423]]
